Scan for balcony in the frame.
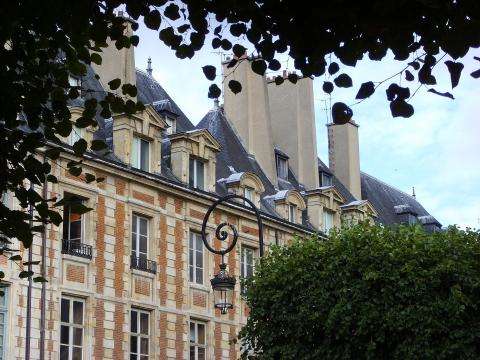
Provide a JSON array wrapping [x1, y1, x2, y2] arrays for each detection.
[[131, 254, 157, 274], [61, 239, 92, 259]]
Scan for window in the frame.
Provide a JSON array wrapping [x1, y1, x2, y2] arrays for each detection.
[[244, 187, 254, 205], [63, 195, 83, 244], [130, 308, 150, 360], [288, 204, 297, 223], [189, 321, 206, 360], [241, 246, 255, 294], [0, 287, 8, 360], [321, 172, 332, 187], [68, 75, 81, 88], [189, 157, 205, 190], [132, 136, 150, 171], [189, 232, 203, 285], [60, 296, 84, 360], [165, 116, 176, 135], [276, 155, 288, 180], [132, 214, 148, 261], [67, 125, 82, 146], [323, 210, 334, 233]]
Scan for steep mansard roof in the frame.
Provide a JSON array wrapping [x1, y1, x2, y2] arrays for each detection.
[[81, 66, 440, 229]]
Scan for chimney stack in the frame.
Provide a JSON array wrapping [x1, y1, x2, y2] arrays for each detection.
[[222, 56, 277, 184], [92, 13, 136, 100], [327, 120, 362, 199], [267, 75, 319, 190]]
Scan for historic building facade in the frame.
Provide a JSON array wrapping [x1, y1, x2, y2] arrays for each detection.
[[1, 25, 441, 360]]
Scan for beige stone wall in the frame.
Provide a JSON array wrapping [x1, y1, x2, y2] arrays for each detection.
[[327, 121, 362, 200], [267, 76, 319, 190], [1, 153, 304, 359]]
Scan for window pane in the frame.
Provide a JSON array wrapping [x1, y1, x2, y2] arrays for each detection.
[[60, 325, 69, 344], [73, 301, 83, 325], [130, 355, 137, 360], [195, 250, 203, 270], [198, 347, 206, 360], [189, 158, 195, 187], [140, 356, 148, 360], [132, 232, 137, 256], [130, 335, 138, 353], [73, 328, 83, 346], [140, 313, 149, 335], [195, 236, 202, 253], [189, 346, 195, 360], [140, 139, 149, 171], [195, 267, 203, 284], [131, 310, 137, 333], [139, 235, 148, 254], [140, 337, 149, 354], [61, 298, 69, 323], [189, 265, 194, 283], [196, 161, 204, 190], [131, 137, 139, 168], [60, 345, 69, 360], [139, 217, 148, 236], [190, 322, 195, 342], [197, 323, 205, 344], [72, 347, 82, 360]]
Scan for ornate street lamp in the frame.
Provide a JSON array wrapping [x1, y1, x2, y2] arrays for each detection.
[[201, 194, 264, 314]]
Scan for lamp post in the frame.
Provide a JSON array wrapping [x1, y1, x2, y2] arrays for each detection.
[[201, 194, 264, 314]]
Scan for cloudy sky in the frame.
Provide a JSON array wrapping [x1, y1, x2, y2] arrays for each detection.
[[134, 24, 479, 229]]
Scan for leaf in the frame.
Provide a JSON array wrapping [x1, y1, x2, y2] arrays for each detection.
[[251, 59, 267, 76], [332, 102, 353, 125], [323, 81, 334, 94], [268, 59, 281, 71], [164, 3, 180, 21], [46, 174, 58, 183], [178, 24, 190, 33], [386, 83, 410, 101], [390, 99, 414, 118], [23, 261, 40, 266], [108, 78, 121, 90], [19, 270, 34, 279], [328, 62, 339, 75], [408, 61, 420, 70], [121, 84, 137, 97], [418, 65, 437, 85], [355, 81, 375, 99], [221, 39, 232, 51], [45, 147, 61, 160], [144, 9, 161, 29], [444, 61, 464, 88], [230, 23, 247, 37], [228, 80, 242, 94], [226, 58, 237, 68], [208, 84, 221, 99], [233, 44, 246, 58], [91, 139, 108, 151], [333, 73, 352, 88], [274, 76, 284, 85], [33, 276, 48, 283], [428, 89, 454, 99], [68, 166, 82, 177], [85, 173, 96, 183], [470, 69, 480, 79], [72, 138, 87, 156], [405, 70, 414, 81], [202, 65, 216, 81], [9, 255, 22, 261], [288, 73, 298, 84], [90, 53, 102, 65], [212, 37, 222, 49]]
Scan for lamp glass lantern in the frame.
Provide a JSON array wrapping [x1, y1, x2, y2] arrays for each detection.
[[211, 263, 236, 314]]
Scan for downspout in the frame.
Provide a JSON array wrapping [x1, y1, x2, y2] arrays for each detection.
[[40, 153, 47, 360]]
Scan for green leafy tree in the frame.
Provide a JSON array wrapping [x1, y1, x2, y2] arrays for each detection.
[[239, 224, 480, 359], [0, 0, 479, 280]]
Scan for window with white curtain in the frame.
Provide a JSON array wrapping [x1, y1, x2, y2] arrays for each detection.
[[189, 157, 205, 190], [131, 136, 150, 171], [241, 246, 255, 294], [288, 204, 297, 223], [323, 210, 334, 233], [189, 232, 204, 285], [60, 296, 84, 360], [132, 214, 149, 261]]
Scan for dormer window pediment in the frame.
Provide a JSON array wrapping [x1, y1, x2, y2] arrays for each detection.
[[220, 171, 265, 208], [267, 189, 306, 224]]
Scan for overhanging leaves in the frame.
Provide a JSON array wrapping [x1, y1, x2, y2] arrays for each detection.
[[355, 81, 375, 99], [228, 80, 242, 94]]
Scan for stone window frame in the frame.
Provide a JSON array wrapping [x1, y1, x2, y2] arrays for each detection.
[[275, 154, 289, 180], [188, 156, 206, 190], [240, 245, 257, 295], [131, 134, 151, 172], [189, 318, 208, 360], [130, 307, 151, 360], [60, 295, 86, 360], [188, 229, 204, 286]]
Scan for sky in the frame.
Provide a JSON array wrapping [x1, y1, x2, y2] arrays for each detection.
[[134, 24, 480, 229]]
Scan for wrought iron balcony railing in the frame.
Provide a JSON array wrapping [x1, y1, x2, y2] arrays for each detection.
[[130, 254, 157, 274], [61, 239, 92, 259]]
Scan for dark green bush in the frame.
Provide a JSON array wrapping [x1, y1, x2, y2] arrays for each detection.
[[239, 224, 480, 359]]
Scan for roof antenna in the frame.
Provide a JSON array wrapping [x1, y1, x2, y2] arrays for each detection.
[[146, 57, 153, 77], [412, 186, 416, 199]]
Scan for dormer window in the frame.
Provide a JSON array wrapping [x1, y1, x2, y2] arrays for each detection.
[[244, 186, 254, 203], [67, 125, 83, 146], [323, 210, 334, 233], [320, 172, 332, 187], [189, 157, 205, 190], [276, 155, 288, 180], [288, 204, 297, 223], [132, 136, 150, 171], [165, 116, 176, 135]]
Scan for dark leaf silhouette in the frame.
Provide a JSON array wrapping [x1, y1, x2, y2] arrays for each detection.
[[418, 65, 437, 85], [386, 84, 410, 101], [208, 84, 221, 99], [390, 99, 414, 118], [334, 74, 352, 88], [233, 44, 246, 58], [328, 62, 339, 75], [202, 65, 216, 81], [144, 9, 161, 29], [323, 81, 334, 94], [471, 69, 480, 79], [108, 78, 121, 90], [274, 76, 284, 85], [251, 60, 267, 76], [332, 102, 353, 125], [405, 70, 414, 81], [228, 80, 242, 94], [164, 3, 180, 20], [444, 61, 464, 88], [428, 89, 454, 99], [269, 59, 281, 71], [355, 81, 375, 99], [288, 73, 298, 84]]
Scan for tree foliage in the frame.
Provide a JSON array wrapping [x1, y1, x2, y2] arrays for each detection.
[[0, 0, 479, 279], [239, 224, 480, 359]]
